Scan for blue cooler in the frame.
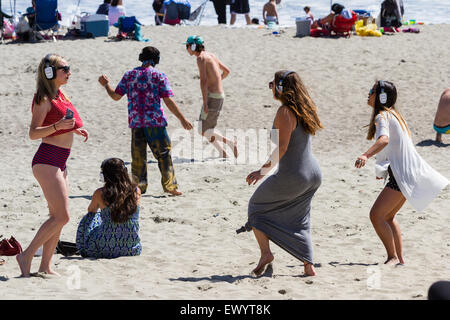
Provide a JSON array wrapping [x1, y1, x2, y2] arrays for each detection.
[[80, 14, 109, 37]]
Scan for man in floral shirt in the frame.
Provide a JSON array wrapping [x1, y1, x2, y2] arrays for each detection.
[[98, 46, 192, 196]]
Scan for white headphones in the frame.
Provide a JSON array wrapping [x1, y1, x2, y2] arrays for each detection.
[[378, 80, 388, 105], [44, 54, 56, 80]]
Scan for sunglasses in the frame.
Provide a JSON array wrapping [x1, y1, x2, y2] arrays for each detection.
[[57, 65, 70, 73]]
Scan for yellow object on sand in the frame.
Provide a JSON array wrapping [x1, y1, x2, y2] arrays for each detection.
[[355, 20, 382, 37]]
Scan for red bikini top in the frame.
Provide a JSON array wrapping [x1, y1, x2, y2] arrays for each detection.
[[32, 90, 83, 137]]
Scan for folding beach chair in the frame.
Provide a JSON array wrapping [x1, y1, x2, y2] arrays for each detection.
[[33, 0, 60, 41], [310, 11, 357, 38], [330, 10, 358, 37], [183, 0, 208, 26]]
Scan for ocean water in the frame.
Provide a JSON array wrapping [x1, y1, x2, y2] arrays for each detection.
[[7, 0, 450, 27]]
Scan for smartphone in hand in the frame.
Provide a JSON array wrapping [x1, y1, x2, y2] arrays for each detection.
[[65, 108, 74, 120]]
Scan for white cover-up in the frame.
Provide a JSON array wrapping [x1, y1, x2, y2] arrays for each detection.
[[374, 111, 448, 212]]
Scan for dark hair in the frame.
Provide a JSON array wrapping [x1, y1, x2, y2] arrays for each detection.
[[251, 17, 259, 24], [331, 3, 345, 14], [304, 6, 310, 12], [273, 70, 324, 135], [101, 158, 139, 223], [366, 80, 409, 140], [111, 0, 121, 7], [104, 0, 111, 4], [139, 46, 160, 65]]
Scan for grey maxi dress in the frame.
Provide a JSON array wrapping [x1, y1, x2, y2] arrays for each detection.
[[237, 123, 322, 264]]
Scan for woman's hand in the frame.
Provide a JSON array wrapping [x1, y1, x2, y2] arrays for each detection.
[[246, 170, 265, 185], [56, 117, 75, 130], [355, 154, 368, 168], [75, 128, 89, 142]]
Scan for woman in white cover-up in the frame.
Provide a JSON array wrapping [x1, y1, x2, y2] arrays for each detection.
[[355, 80, 448, 265]]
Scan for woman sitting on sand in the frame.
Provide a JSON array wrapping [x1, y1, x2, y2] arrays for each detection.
[[17, 54, 89, 277], [355, 80, 448, 265], [76, 158, 142, 258], [238, 70, 323, 277], [311, 3, 352, 29], [108, 0, 126, 26]]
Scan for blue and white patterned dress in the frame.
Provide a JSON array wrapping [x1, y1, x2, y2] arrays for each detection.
[[76, 206, 142, 258]]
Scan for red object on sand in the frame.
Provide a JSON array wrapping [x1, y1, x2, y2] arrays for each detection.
[[310, 11, 357, 38], [0, 236, 23, 256]]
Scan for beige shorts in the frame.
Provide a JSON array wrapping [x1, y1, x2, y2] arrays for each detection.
[[199, 92, 224, 132]]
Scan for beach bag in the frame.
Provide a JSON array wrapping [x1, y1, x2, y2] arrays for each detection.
[[3, 19, 14, 36], [55, 240, 79, 257], [16, 15, 31, 33], [380, 0, 403, 28], [0, 236, 23, 256]]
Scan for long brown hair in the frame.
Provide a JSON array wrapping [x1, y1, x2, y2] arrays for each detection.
[[274, 70, 324, 135], [366, 80, 410, 140], [101, 158, 139, 223], [35, 54, 64, 105]]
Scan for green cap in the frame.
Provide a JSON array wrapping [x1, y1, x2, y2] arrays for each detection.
[[184, 35, 204, 45]]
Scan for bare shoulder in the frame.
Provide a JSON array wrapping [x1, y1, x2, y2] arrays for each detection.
[[276, 105, 297, 127], [33, 96, 52, 113], [93, 187, 103, 199]]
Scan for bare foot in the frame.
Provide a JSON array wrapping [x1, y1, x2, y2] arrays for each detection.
[[37, 268, 61, 277], [167, 189, 182, 196], [384, 257, 399, 265], [304, 263, 316, 276], [251, 252, 274, 277], [16, 253, 32, 277]]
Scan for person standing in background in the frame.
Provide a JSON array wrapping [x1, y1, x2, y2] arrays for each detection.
[[230, 0, 251, 25], [211, 0, 229, 24]]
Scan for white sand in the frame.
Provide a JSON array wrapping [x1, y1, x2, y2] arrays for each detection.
[[0, 24, 449, 299]]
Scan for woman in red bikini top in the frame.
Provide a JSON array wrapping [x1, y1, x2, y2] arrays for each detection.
[[16, 54, 89, 278]]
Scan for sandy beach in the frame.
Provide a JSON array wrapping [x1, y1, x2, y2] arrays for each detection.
[[0, 23, 449, 300]]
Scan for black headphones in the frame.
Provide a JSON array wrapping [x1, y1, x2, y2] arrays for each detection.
[[276, 70, 295, 94], [378, 80, 388, 105], [139, 50, 160, 66], [44, 54, 56, 80]]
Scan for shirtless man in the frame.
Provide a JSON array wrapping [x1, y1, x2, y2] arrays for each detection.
[[263, 0, 279, 25], [434, 88, 450, 143], [185, 35, 237, 158]]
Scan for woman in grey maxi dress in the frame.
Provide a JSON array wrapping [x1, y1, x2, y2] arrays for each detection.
[[239, 70, 323, 277]]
